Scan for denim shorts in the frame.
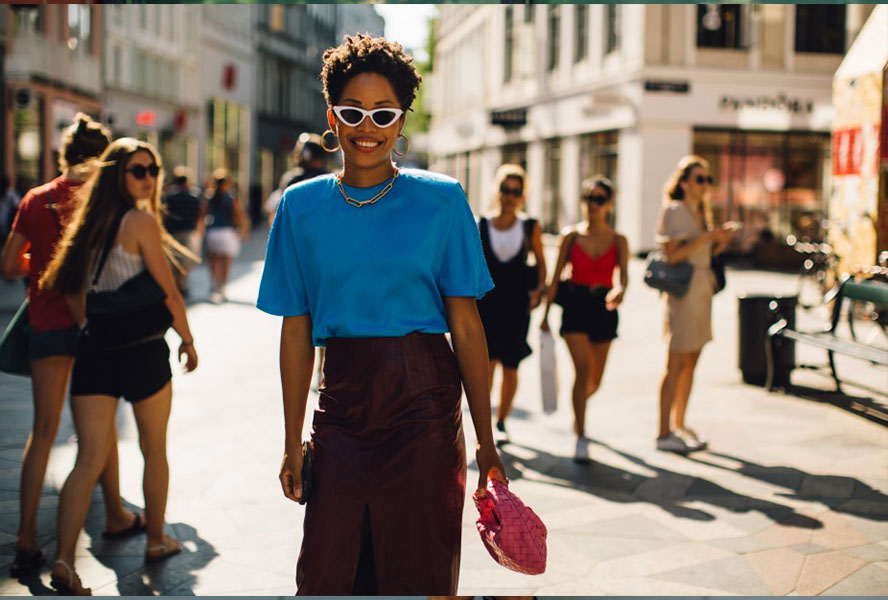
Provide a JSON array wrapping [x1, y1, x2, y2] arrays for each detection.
[[28, 325, 80, 361]]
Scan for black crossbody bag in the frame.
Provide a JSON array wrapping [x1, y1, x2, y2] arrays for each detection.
[[83, 211, 173, 350]]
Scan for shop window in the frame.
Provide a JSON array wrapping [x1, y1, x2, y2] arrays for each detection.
[[501, 142, 527, 173], [547, 5, 560, 72], [795, 5, 845, 54], [697, 4, 746, 49], [604, 5, 620, 55], [13, 6, 41, 35], [524, 4, 534, 24], [270, 5, 285, 33], [574, 5, 588, 63], [504, 6, 514, 83], [693, 129, 831, 252]]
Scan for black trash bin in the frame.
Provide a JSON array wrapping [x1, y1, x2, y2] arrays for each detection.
[[737, 294, 798, 386]]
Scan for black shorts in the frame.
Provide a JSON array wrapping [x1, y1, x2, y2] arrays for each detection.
[[29, 325, 79, 361], [70, 338, 172, 402], [559, 284, 618, 343]]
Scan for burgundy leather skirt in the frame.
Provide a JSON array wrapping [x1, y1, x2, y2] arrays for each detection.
[[296, 332, 467, 595]]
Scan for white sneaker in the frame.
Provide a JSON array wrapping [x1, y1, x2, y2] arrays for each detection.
[[656, 432, 690, 454], [676, 427, 708, 451], [574, 437, 591, 464], [209, 291, 224, 305]]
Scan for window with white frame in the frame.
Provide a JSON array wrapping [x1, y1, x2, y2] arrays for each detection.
[[574, 4, 588, 63], [547, 5, 560, 72], [604, 5, 620, 55]]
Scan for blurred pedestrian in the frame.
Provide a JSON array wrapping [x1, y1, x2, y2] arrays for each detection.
[[201, 169, 249, 304], [477, 164, 546, 445], [162, 166, 204, 297], [0, 174, 21, 247], [257, 34, 505, 595], [0, 114, 144, 579], [655, 155, 734, 454], [265, 132, 329, 227], [542, 176, 628, 464], [39, 138, 198, 594]]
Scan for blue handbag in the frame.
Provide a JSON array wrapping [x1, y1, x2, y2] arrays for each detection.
[[643, 252, 693, 297]]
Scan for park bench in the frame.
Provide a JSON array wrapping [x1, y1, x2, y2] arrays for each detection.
[[766, 275, 888, 392]]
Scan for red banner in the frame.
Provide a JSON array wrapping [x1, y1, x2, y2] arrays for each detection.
[[833, 127, 862, 175]]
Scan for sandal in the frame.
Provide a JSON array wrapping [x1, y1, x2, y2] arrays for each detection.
[[145, 536, 182, 563], [101, 512, 146, 539], [50, 559, 91, 596], [10, 547, 45, 577]]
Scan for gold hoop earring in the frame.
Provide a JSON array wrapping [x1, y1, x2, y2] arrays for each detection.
[[321, 129, 340, 153], [393, 134, 410, 157]]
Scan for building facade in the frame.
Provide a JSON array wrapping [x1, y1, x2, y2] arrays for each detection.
[[103, 4, 201, 185], [199, 4, 256, 199], [254, 4, 336, 208], [429, 4, 876, 254], [4, 4, 103, 192], [336, 4, 384, 43]]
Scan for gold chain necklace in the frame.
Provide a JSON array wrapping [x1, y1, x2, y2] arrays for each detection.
[[335, 169, 399, 208]]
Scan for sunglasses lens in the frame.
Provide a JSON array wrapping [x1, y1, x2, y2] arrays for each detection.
[[148, 165, 159, 178], [585, 195, 607, 205], [500, 187, 521, 196], [371, 110, 399, 127], [131, 166, 146, 179], [338, 108, 365, 126]]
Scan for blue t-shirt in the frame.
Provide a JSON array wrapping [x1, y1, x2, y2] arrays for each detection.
[[256, 168, 494, 347]]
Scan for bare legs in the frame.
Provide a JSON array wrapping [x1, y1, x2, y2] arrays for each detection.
[[563, 334, 612, 438], [488, 360, 519, 424], [16, 357, 131, 556], [658, 349, 701, 437], [208, 253, 233, 298], [52, 382, 176, 589]]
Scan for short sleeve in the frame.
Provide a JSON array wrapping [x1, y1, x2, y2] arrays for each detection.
[[655, 203, 692, 245], [256, 196, 309, 316], [10, 192, 33, 239], [437, 184, 494, 299]]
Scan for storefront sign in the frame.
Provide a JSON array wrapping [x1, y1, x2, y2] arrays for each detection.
[[719, 93, 814, 115], [833, 125, 880, 176], [491, 108, 527, 127], [644, 80, 690, 93]]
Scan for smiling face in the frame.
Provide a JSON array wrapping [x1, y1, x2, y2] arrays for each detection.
[[123, 150, 157, 201], [327, 72, 405, 178]]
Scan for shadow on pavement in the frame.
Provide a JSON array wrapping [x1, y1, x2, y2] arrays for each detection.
[[688, 450, 888, 522], [497, 441, 823, 530], [771, 383, 888, 427]]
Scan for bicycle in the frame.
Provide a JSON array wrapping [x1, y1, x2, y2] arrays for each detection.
[[847, 251, 888, 351], [787, 234, 841, 310]]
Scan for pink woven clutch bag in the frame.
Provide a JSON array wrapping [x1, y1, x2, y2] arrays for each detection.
[[472, 479, 547, 575]]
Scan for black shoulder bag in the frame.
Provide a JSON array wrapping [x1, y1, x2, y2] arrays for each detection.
[[83, 211, 173, 350], [522, 218, 540, 291]]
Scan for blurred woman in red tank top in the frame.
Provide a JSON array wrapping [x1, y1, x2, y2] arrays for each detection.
[[541, 176, 629, 464]]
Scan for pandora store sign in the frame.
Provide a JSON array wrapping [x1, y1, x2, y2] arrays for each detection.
[[719, 93, 815, 115]]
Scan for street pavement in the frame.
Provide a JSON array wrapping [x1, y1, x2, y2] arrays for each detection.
[[0, 225, 886, 596]]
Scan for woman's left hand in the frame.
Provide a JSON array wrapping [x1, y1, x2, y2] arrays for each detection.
[[529, 286, 544, 310], [605, 287, 624, 311], [179, 341, 198, 372], [475, 442, 507, 495]]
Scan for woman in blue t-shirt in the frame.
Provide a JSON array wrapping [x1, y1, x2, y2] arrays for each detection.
[[257, 35, 506, 595]]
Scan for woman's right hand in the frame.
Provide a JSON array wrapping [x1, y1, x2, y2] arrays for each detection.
[[178, 341, 198, 372], [540, 315, 551, 332], [280, 447, 304, 503]]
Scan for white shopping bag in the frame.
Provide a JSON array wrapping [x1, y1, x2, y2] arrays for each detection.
[[539, 329, 558, 415]]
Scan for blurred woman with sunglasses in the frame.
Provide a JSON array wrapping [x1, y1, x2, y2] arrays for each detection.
[[1, 115, 144, 578], [258, 35, 505, 594], [541, 176, 628, 464], [477, 164, 546, 445], [202, 168, 249, 304], [654, 155, 734, 454], [40, 138, 198, 594]]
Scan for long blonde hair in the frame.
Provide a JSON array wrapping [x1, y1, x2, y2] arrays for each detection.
[[41, 138, 193, 294], [662, 155, 713, 229]]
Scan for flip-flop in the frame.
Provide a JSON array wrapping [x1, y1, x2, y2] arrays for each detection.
[[145, 538, 182, 564], [101, 513, 146, 539], [9, 548, 45, 577]]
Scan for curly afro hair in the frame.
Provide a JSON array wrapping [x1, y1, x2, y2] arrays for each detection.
[[321, 34, 422, 112]]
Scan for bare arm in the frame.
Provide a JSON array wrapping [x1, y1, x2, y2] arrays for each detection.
[[444, 296, 506, 493], [662, 232, 714, 265], [279, 314, 314, 502], [133, 211, 197, 371], [528, 221, 548, 309], [232, 198, 250, 238], [606, 234, 630, 311], [0, 232, 29, 280], [541, 230, 576, 329]]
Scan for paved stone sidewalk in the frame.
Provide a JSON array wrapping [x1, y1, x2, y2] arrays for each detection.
[[0, 229, 885, 596]]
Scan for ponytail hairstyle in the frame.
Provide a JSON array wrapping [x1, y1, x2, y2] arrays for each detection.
[[41, 138, 193, 294], [58, 113, 111, 176], [662, 155, 713, 229]]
